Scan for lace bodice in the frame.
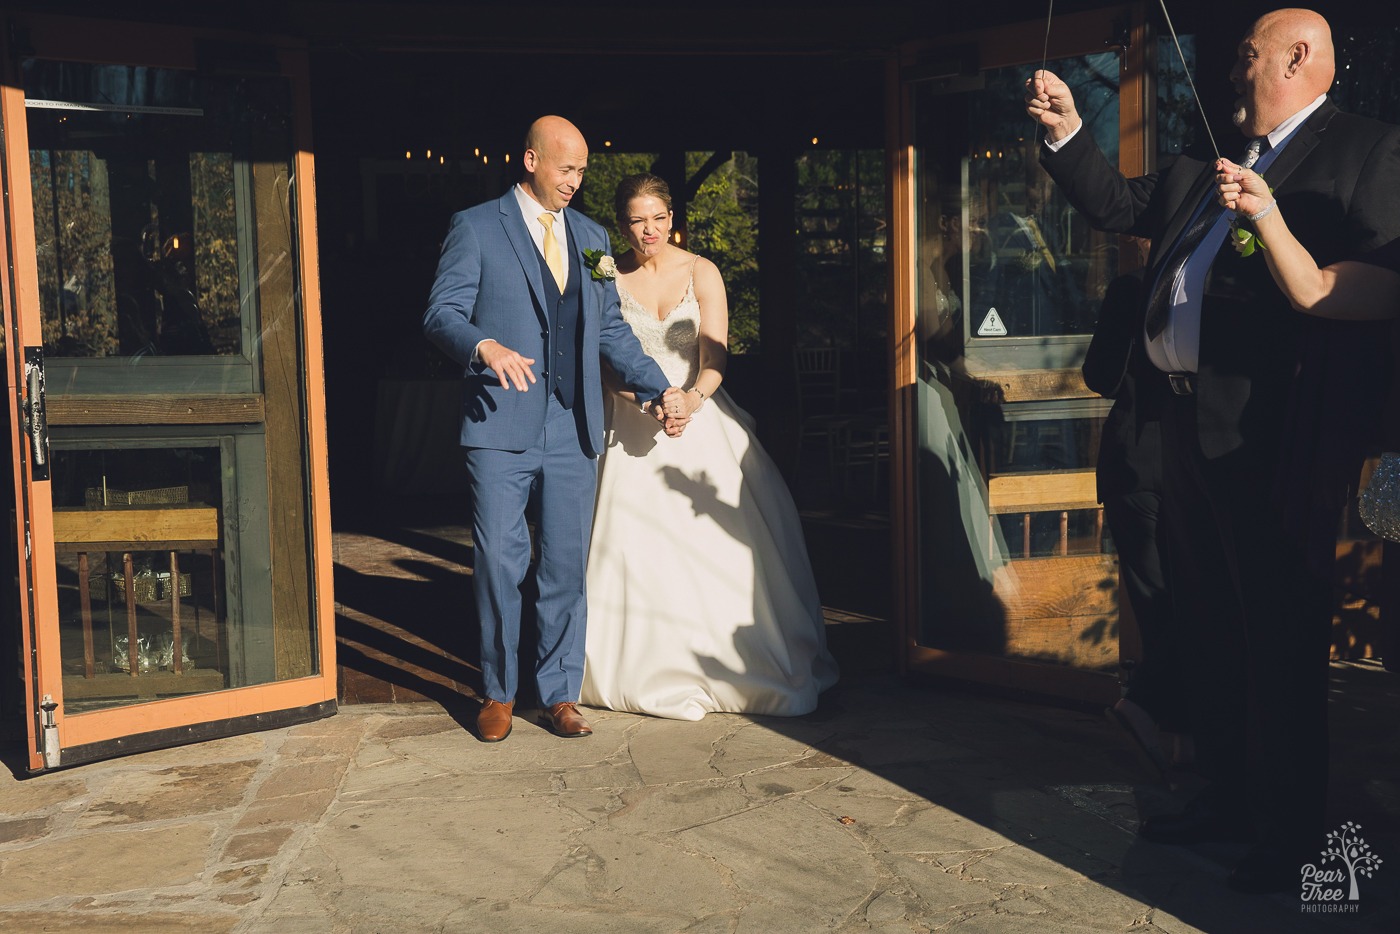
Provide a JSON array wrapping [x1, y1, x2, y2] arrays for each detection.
[[617, 274, 701, 389]]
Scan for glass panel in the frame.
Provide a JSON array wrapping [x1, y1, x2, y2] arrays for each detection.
[[24, 61, 258, 363], [50, 439, 246, 713], [910, 50, 1121, 669], [1156, 35, 1201, 158], [921, 55, 1120, 348], [795, 149, 888, 407], [25, 60, 317, 712]]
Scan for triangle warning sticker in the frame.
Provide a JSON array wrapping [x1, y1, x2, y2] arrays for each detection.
[[977, 307, 1007, 337]]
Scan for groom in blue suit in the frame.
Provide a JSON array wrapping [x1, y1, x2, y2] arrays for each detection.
[[423, 116, 677, 742]]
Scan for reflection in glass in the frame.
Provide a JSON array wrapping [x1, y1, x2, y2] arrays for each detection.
[[911, 51, 1122, 670], [925, 54, 1121, 343], [24, 60, 284, 361]]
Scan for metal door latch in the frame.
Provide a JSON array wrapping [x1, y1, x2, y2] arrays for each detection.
[[40, 695, 60, 769]]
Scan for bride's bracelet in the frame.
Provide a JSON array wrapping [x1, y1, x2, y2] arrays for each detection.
[[1246, 198, 1277, 222], [689, 388, 707, 404]]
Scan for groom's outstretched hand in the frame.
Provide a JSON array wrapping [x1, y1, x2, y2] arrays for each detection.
[[478, 339, 536, 391]]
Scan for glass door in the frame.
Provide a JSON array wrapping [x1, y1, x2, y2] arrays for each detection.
[[2, 17, 335, 771], [892, 4, 1149, 701]]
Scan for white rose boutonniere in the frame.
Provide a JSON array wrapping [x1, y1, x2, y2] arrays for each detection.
[[583, 249, 616, 281]]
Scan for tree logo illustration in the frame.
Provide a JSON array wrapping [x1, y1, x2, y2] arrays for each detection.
[[1301, 822, 1384, 906]]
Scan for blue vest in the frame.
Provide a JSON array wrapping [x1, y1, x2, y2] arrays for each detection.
[[535, 221, 583, 408]]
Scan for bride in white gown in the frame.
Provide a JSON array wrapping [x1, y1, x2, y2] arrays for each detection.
[[581, 173, 838, 720]]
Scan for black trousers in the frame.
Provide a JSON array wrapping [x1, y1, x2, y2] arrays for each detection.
[[1158, 385, 1333, 851], [1102, 488, 1188, 732]]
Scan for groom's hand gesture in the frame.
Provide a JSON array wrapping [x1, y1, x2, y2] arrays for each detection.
[[478, 339, 537, 391]]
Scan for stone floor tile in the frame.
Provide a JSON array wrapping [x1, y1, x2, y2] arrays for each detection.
[[709, 722, 821, 776], [0, 777, 88, 815], [253, 760, 346, 800], [623, 715, 742, 785], [0, 816, 51, 845], [528, 828, 736, 915], [0, 910, 238, 932], [558, 757, 644, 792], [235, 789, 336, 829], [76, 761, 259, 827], [606, 780, 754, 834], [737, 763, 853, 800], [860, 802, 1020, 856], [0, 823, 217, 905], [115, 734, 269, 768], [677, 796, 878, 925], [221, 826, 295, 863], [307, 795, 589, 902], [441, 902, 696, 934], [337, 754, 559, 802]]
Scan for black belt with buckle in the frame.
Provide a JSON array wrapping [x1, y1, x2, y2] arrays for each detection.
[[1167, 372, 1196, 395]]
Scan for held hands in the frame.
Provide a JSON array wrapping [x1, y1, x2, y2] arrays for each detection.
[[651, 386, 694, 438], [1024, 70, 1081, 142], [478, 339, 536, 391], [1214, 158, 1272, 218]]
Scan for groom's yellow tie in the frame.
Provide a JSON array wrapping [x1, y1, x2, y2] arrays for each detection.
[[539, 213, 566, 291]]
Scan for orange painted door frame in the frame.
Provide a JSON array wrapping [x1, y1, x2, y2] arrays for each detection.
[[1, 14, 336, 771]]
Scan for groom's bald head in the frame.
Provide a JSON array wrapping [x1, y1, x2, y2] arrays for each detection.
[[522, 115, 588, 212], [525, 116, 586, 157]]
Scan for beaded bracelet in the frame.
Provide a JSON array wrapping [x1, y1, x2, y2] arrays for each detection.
[[1247, 199, 1277, 222]]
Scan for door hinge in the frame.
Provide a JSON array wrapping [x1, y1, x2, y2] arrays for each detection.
[[22, 346, 49, 482]]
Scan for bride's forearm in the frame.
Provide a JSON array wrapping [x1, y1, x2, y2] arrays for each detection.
[[686, 343, 727, 412], [1252, 209, 1331, 312], [691, 365, 723, 397], [1255, 210, 1400, 320]]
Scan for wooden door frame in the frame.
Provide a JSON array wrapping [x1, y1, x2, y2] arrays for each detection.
[[1, 13, 337, 770]]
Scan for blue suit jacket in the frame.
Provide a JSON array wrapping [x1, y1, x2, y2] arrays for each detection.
[[423, 191, 670, 457]]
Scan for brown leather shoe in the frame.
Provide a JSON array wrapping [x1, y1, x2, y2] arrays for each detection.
[[542, 702, 593, 738], [476, 698, 514, 742]]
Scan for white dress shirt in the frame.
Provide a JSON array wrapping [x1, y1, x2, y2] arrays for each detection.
[[512, 183, 571, 279], [1144, 94, 1327, 373]]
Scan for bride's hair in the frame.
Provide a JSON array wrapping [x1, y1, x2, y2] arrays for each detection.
[[614, 173, 672, 222]]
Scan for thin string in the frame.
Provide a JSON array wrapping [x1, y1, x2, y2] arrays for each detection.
[[1037, 0, 1054, 143], [1157, 0, 1220, 160]]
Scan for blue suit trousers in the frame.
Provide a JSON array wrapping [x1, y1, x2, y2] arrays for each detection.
[[464, 393, 597, 706]]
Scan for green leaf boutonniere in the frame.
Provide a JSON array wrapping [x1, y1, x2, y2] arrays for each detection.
[[583, 249, 617, 281], [1229, 181, 1274, 257]]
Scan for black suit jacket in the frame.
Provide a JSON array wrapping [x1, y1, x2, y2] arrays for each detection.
[[1045, 101, 1400, 564], [1085, 270, 1163, 503]]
